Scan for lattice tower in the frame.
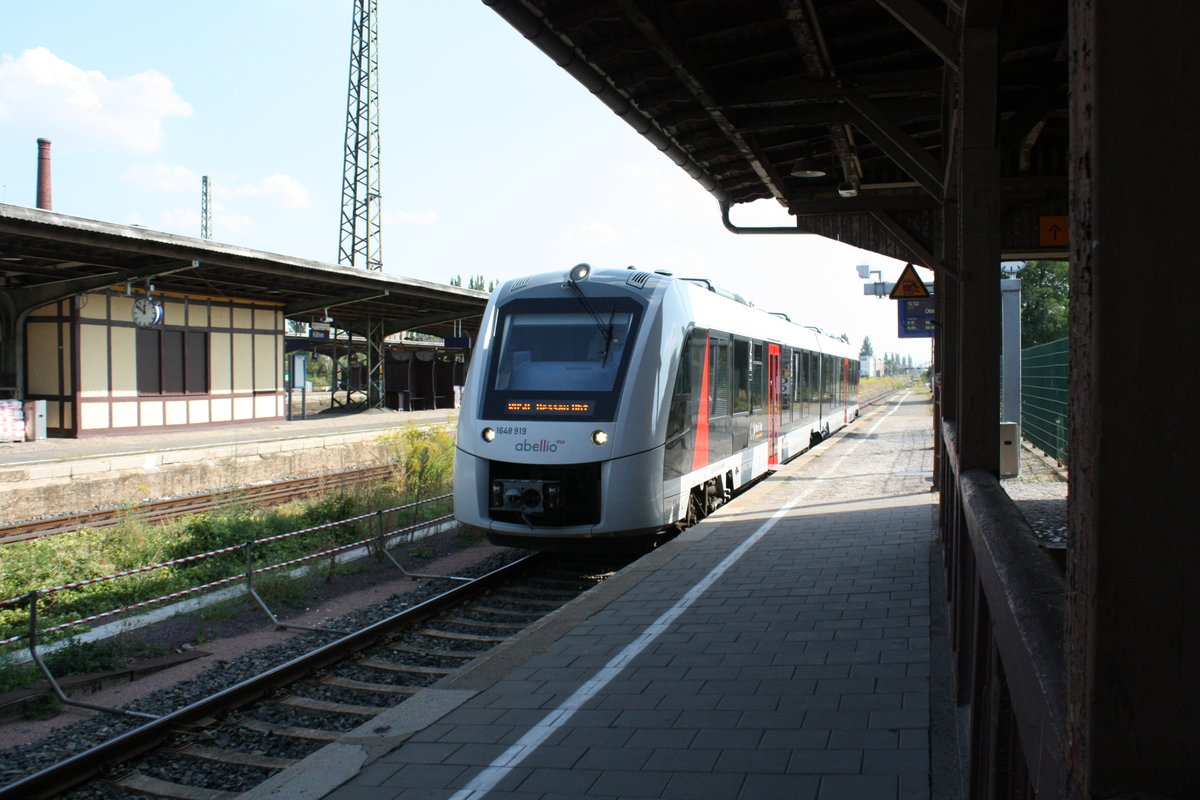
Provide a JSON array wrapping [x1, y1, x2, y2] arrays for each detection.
[[338, 0, 382, 270], [201, 175, 212, 240]]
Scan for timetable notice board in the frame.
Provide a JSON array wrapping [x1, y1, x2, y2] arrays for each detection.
[[898, 297, 935, 338]]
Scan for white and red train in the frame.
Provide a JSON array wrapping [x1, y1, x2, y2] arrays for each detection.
[[453, 264, 859, 550]]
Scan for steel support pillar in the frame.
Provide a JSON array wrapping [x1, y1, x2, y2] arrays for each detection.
[[365, 317, 385, 409], [1066, 1, 1200, 796]]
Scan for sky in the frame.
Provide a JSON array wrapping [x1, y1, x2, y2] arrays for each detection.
[[0, 1, 933, 365]]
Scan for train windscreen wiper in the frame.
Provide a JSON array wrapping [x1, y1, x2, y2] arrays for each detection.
[[565, 263, 613, 362]]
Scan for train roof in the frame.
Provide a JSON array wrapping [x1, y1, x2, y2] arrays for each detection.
[[495, 265, 858, 360]]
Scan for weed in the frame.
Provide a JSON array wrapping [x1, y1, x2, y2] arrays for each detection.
[[23, 691, 61, 720], [255, 573, 309, 610], [454, 526, 484, 547], [408, 543, 436, 560]]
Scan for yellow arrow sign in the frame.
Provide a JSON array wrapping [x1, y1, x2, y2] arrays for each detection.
[[889, 263, 930, 299]]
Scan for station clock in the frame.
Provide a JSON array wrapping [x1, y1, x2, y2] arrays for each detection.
[[131, 295, 164, 328]]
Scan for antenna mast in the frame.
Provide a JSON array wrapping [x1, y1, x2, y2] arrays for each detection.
[[338, 0, 382, 271], [201, 176, 212, 240]]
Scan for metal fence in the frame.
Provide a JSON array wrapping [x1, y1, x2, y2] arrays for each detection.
[[1022, 338, 1068, 465]]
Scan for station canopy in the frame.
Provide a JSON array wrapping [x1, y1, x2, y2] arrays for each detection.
[[486, 0, 1069, 265], [0, 202, 487, 339]]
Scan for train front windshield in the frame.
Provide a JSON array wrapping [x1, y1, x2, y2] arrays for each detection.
[[482, 298, 641, 421]]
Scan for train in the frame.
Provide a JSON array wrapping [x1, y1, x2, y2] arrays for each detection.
[[453, 264, 859, 550]]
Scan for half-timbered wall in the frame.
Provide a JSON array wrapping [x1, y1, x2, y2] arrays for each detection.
[[24, 289, 284, 436]]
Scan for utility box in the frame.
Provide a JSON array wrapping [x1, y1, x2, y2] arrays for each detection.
[[1000, 421, 1019, 477], [24, 399, 47, 441]]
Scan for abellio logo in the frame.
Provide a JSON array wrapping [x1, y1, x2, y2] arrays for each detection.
[[515, 439, 563, 453]]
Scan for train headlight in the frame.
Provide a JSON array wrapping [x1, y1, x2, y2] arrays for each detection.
[[569, 262, 592, 283], [482, 427, 496, 442], [591, 429, 609, 445]]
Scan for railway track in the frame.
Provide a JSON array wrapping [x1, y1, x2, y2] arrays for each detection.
[[0, 465, 396, 545], [0, 550, 632, 800]]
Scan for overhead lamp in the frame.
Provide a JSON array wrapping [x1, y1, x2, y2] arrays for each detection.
[[789, 159, 827, 179], [837, 182, 859, 198]]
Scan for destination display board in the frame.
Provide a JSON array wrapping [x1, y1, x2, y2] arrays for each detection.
[[505, 400, 594, 416], [898, 297, 935, 338]]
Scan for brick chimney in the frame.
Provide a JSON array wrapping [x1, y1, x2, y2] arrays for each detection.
[[36, 138, 52, 210]]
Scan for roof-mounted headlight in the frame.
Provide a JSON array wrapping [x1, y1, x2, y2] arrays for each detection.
[[569, 263, 592, 283]]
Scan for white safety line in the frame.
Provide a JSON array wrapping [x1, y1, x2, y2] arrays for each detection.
[[449, 394, 911, 799]]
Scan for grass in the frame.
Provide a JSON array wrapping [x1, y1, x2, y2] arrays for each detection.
[[861, 374, 923, 400], [0, 637, 170, 701], [0, 425, 458, 658]]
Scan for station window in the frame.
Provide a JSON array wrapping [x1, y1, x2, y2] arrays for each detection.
[[137, 329, 209, 395]]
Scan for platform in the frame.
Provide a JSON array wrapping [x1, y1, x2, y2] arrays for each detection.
[[0, 407, 459, 522], [244, 391, 954, 800]]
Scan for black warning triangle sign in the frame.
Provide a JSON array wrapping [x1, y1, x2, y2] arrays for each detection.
[[889, 263, 930, 299]]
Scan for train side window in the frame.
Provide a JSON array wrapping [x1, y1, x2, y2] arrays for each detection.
[[750, 342, 764, 412], [666, 331, 692, 441], [781, 347, 793, 419], [710, 339, 730, 417], [732, 338, 749, 413]]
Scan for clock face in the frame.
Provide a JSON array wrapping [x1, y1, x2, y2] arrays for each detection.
[[132, 296, 163, 328]]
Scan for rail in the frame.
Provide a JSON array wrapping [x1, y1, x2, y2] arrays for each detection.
[[0, 552, 544, 800], [939, 421, 1066, 797]]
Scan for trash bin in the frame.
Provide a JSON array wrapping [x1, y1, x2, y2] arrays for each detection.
[[1000, 421, 1019, 477], [24, 399, 47, 441]]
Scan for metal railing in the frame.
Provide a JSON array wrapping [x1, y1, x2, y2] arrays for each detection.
[[0, 494, 457, 717], [939, 421, 1067, 797]]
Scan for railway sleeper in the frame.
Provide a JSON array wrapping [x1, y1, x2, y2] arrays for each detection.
[[238, 717, 340, 742], [180, 743, 298, 770], [384, 643, 475, 659], [359, 656, 456, 675], [417, 628, 506, 643], [440, 614, 531, 630], [320, 675, 419, 694], [114, 771, 238, 800], [275, 695, 380, 717], [464, 603, 545, 620]]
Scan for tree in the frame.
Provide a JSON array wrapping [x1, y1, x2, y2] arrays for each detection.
[[1019, 260, 1069, 347], [450, 274, 497, 292], [860, 336, 874, 358], [837, 332, 850, 344]]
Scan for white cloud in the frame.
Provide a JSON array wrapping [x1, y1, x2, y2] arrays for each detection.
[[384, 210, 440, 228], [159, 202, 254, 241], [219, 173, 310, 210], [0, 47, 192, 153], [159, 207, 198, 233], [121, 163, 198, 193], [566, 221, 622, 246]]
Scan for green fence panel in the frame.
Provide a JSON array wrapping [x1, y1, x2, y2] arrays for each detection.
[[1021, 337, 1068, 465]]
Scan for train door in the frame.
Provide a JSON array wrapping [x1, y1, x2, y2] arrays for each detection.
[[767, 344, 781, 465], [842, 358, 850, 422]]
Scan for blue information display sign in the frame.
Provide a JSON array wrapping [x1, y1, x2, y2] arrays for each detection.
[[898, 297, 935, 338]]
